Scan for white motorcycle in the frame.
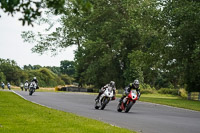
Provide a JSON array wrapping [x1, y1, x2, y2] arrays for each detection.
[[24, 82, 29, 91], [95, 87, 114, 110], [29, 81, 37, 95]]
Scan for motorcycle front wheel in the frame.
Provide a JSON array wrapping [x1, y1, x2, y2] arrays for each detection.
[[29, 88, 33, 95], [94, 100, 100, 109], [117, 102, 122, 112], [125, 101, 135, 113], [100, 97, 109, 110]]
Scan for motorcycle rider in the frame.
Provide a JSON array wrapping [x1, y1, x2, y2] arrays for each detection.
[[95, 81, 116, 101], [31, 77, 39, 89], [24, 80, 29, 91], [119, 79, 140, 102], [20, 82, 24, 91], [7, 82, 11, 90], [24, 80, 29, 85], [1, 82, 5, 89]]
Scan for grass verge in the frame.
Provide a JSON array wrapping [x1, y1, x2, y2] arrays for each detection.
[[139, 94, 200, 111], [0, 91, 135, 133]]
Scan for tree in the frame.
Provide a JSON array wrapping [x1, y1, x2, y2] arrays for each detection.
[[73, 0, 146, 88], [0, 58, 24, 85], [28, 68, 65, 87], [160, 0, 200, 92], [23, 64, 34, 70], [22, 0, 160, 88], [60, 60, 75, 76], [0, 72, 6, 83], [0, 0, 92, 26], [21, 0, 200, 92], [60, 74, 74, 85], [45, 66, 61, 75]]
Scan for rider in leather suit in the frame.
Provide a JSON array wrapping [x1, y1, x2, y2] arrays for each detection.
[[119, 79, 140, 102], [95, 81, 116, 101]]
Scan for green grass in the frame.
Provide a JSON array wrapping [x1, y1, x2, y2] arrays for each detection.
[[139, 94, 200, 111], [12, 87, 55, 92], [0, 91, 135, 133]]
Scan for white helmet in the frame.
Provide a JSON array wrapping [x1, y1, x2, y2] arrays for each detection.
[[110, 81, 115, 87], [33, 77, 37, 80]]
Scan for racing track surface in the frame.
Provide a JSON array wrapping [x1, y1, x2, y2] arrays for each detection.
[[14, 91, 200, 133]]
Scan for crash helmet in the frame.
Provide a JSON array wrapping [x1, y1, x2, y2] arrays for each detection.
[[33, 77, 37, 80], [133, 79, 139, 89], [110, 81, 115, 87]]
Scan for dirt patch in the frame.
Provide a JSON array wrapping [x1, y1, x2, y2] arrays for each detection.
[[39, 87, 55, 91]]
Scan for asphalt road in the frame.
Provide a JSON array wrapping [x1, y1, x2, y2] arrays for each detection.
[[14, 91, 200, 133]]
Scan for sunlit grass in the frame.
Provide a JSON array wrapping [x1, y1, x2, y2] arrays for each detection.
[[140, 94, 200, 111]]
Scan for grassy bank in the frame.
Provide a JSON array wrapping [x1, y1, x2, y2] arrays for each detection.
[[0, 91, 135, 133], [139, 94, 200, 111]]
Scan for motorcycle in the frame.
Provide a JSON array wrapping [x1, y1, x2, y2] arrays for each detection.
[[117, 89, 139, 113], [1, 83, 5, 89], [29, 81, 37, 95], [20, 83, 24, 91], [24, 82, 29, 91], [7, 84, 11, 90], [95, 87, 114, 110]]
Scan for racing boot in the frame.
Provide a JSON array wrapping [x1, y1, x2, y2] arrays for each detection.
[[119, 96, 125, 103], [95, 93, 101, 102]]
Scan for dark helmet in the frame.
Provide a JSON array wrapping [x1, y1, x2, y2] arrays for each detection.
[[133, 80, 139, 89], [110, 81, 115, 87]]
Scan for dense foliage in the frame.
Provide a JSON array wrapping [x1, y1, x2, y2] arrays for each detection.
[[0, 58, 75, 87], [4, 0, 200, 92], [0, 0, 92, 26]]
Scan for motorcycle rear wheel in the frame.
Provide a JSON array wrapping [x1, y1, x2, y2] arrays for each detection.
[[29, 91, 33, 95], [100, 97, 109, 110]]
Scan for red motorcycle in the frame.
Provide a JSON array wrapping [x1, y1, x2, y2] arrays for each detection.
[[117, 89, 139, 113]]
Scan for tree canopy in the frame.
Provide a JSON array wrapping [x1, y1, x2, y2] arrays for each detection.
[[0, 0, 92, 26], [0, 58, 75, 87], [19, 0, 200, 92]]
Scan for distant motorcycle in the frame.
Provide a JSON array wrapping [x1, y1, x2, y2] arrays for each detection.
[[95, 87, 114, 110], [20, 84, 24, 91], [29, 81, 37, 95], [7, 83, 11, 90], [24, 82, 29, 91], [1, 83, 5, 89], [117, 89, 138, 113]]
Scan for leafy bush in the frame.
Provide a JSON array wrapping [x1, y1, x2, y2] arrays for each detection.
[[140, 83, 156, 94], [28, 68, 65, 87], [178, 88, 187, 99], [140, 84, 154, 90], [60, 74, 74, 85], [55, 86, 60, 91], [158, 88, 179, 95], [140, 89, 156, 94]]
